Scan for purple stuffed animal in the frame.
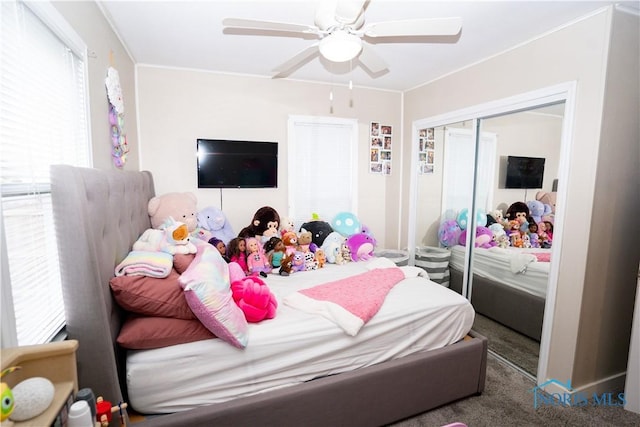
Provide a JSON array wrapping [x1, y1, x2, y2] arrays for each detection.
[[345, 227, 377, 261], [459, 226, 496, 249]]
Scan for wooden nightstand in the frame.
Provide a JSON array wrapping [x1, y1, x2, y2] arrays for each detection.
[[1, 340, 79, 427]]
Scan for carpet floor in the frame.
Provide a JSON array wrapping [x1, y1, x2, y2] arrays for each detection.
[[472, 313, 540, 377], [390, 353, 640, 427]]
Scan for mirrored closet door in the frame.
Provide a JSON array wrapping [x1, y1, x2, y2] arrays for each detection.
[[409, 94, 569, 379]]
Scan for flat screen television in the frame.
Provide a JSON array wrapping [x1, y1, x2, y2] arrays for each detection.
[[197, 139, 278, 188], [505, 156, 545, 189]]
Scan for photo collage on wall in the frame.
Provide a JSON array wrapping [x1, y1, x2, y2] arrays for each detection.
[[418, 127, 435, 174], [370, 122, 392, 175]]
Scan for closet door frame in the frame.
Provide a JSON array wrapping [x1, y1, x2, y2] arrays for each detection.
[[407, 81, 577, 384]]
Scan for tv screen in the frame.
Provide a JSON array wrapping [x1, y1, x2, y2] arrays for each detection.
[[197, 139, 278, 188], [505, 156, 545, 189]]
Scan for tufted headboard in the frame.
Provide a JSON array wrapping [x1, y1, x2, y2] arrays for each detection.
[[50, 165, 155, 406]]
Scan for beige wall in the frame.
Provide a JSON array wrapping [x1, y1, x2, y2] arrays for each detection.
[[402, 7, 640, 391], [574, 8, 640, 387], [135, 67, 401, 248], [53, 1, 139, 172]]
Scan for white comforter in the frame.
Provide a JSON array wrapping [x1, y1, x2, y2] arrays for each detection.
[[126, 259, 474, 413]]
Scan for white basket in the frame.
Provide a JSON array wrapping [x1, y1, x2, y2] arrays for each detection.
[[415, 246, 451, 287], [374, 249, 409, 266]]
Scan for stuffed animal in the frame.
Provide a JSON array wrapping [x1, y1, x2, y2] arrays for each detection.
[[238, 206, 280, 241], [340, 243, 352, 263], [304, 252, 318, 270], [245, 237, 271, 276], [290, 251, 306, 272], [296, 228, 314, 253], [321, 231, 346, 263], [505, 201, 530, 224], [536, 191, 557, 214], [196, 206, 235, 245], [300, 215, 334, 247], [458, 226, 496, 249], [456, 208, 487, 230], [526, 200, 552, 224], [148, 192, 198, 232], [278, 253, 294, 276], [279, 216, 295, 236], [281, 231, 298, 256], [489, 209, 506, 226], [133, 219, 197, 254], [345, 227, 376, 261], [315, 249, 326, 268], [438, 219, 462, 248], [331, 212, 361, 237]]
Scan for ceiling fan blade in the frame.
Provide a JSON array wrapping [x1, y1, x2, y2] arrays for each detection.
[[272, 43, 320, 78], [357, 44, 388, 74], [223, 18, 319, 35], [334, 0, 367, 25], [364, 17, 462, 38]]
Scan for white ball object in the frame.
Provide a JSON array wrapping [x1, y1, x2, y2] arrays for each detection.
[[10, 377, 55, 421]]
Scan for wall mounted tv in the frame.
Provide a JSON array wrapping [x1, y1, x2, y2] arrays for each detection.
[[197, 139, 278, 188], [505, 156, 545, 189]]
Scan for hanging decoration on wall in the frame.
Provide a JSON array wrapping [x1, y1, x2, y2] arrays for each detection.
[[369, 122, 392, 175], [105, 66, 129, 168], [418, 127, 435, 174]]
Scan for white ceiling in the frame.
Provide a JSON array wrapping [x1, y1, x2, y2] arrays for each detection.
[[98, 0, 638, 92]]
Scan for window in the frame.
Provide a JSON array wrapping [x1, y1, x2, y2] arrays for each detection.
[[287, 116, 358, 230], [0, 0, 91, 346]]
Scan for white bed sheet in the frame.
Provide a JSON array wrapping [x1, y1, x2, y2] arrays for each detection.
[[449, 245, 550, 298], [126, 259, 474, 414]]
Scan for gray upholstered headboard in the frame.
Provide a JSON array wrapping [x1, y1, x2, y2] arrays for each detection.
[[50, 165, 155, 405]]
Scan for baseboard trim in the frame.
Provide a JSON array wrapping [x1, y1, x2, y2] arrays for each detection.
[[541, 371, 627, 396]]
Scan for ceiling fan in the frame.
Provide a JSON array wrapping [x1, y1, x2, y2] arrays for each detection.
[[222, 0, 462, 78]]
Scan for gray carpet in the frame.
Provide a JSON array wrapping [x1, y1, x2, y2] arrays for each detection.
[[390, 354, 640, 427], [472, 313, 540, 377]]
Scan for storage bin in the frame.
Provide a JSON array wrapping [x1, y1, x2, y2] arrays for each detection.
[[374, 249, 409, 266], [415, 246, 451, 287]]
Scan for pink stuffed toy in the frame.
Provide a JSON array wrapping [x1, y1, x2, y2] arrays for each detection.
[[229, 263, 277, 323]]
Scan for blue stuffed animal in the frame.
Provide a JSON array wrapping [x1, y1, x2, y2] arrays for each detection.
[[196, 206, 235, 246], [526, 200, 552, 224]]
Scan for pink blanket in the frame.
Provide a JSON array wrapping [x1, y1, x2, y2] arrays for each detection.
[[283, 267, 406, 336]]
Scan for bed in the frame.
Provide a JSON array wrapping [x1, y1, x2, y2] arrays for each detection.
[[50, 164, 487, 427], [448, 245, 550, 341]]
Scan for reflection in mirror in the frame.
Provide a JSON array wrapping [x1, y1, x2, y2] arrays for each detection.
[[466, 102, 565, 377], [414, 121, 474, 289]]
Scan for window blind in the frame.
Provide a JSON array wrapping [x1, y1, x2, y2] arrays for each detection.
[[0, 0, 90, 346], [288, 118, 357, 230]]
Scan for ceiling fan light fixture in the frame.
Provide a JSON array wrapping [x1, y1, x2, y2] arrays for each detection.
[[319, 31, 362, 62]]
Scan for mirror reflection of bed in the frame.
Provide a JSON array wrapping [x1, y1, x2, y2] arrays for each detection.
[[412, 102, 564, 378]]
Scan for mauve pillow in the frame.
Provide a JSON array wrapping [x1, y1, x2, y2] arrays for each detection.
[[117, 315, 215, 350], [174, 253, 196, 274], [110, 269, 195, 319]]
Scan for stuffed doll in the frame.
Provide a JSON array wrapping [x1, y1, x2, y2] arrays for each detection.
[[245, 237, 271, 276], [197, 206, 235, 245], [208, 237, 230, 262], [227, 237, 248, 274], [264, 236, 286, 269], [148, 192, 198, 232], [238, 206, 280, 242]]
